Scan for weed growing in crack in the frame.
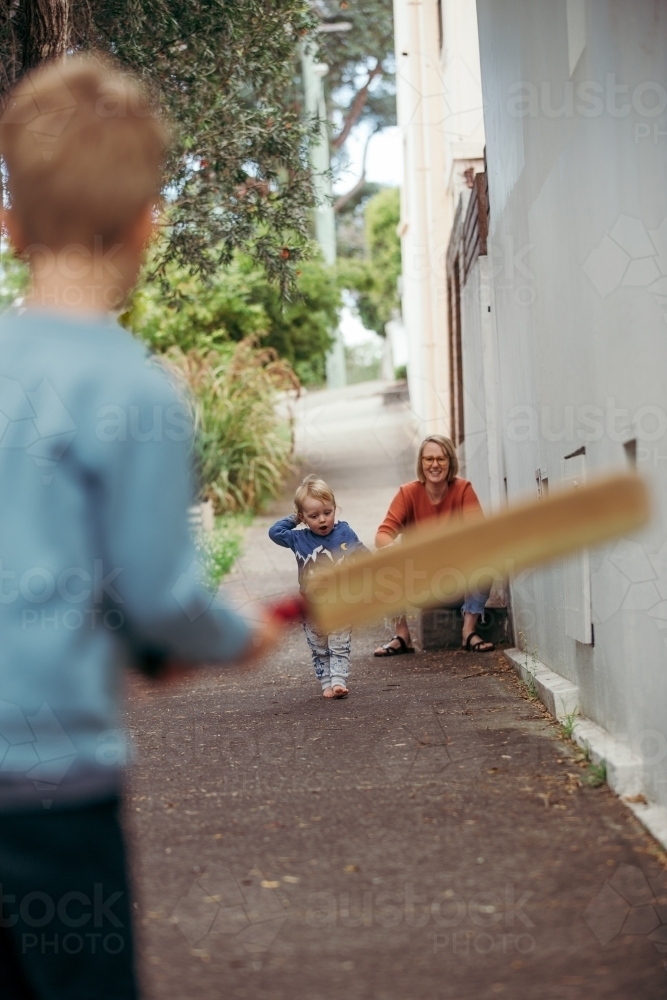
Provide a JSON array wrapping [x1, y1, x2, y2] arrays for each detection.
[[559, 711, 579, 740], [517, 632, 539, 699], [524, 669, 538, 699], [584, 759, 607, 788]]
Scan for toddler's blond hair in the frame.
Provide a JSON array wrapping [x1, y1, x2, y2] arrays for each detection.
[[0, 55, 167, 250], [294, 474, 336, 520]]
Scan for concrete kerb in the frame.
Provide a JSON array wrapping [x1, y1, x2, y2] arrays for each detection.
[[504, 648, 579, 721], [504, 647, 667, 851], [570, 717, 643, 798], [626, 800, 667, 853]]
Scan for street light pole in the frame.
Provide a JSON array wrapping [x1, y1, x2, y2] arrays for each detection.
[[301, 48, 337, 267], [302, 22, 351, 389]]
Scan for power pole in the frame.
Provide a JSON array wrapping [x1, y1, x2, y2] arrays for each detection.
[[301, 29, 349, 388], [302, 48, 337, 266]]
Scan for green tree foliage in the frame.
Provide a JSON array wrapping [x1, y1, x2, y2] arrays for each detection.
[[0, 0, 319, 290], [245, 258, 341, 385], [337, 186, 400, 335], [0, 249, 28, 312], [124, 252, 341, 386], [366, 186, 401, 297]]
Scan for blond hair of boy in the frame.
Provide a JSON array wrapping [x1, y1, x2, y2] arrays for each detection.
[[293, 473, 337, 520], [1, 56, 166, 313]]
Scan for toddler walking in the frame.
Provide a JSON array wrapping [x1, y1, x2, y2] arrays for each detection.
[[269, 475, 367, 698]]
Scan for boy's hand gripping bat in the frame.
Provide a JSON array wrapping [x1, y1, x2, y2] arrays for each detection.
[[268, 472, 650, 633]]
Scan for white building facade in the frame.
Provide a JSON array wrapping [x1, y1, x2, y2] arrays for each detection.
[[473, 0, 667, 824], [392, 0, 485, 435], [396, 0, 667, 840]]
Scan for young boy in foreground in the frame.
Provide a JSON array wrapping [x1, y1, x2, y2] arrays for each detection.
[[0, 57, 276, 999]]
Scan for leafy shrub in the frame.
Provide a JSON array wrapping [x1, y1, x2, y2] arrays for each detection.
[[194, 515, 250, 587], [161, 338, 299, 513], [124, 253, 341, 386]]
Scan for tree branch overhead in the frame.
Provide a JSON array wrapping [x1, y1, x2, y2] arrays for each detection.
[[331, 59, 383, 151]]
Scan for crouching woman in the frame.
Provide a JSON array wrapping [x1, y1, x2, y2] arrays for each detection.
[[373, 435, 494, 656]]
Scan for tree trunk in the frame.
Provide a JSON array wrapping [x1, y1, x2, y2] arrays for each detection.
[[21, 0, 72, 68]]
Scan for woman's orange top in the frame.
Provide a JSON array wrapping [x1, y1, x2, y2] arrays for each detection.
[[377, 478, 482, 539]]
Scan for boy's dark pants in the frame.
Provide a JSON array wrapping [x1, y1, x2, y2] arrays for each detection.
[[0, 797, 138, 1000]]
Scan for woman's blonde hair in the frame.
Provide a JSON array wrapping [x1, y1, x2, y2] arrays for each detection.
[[416, 435, 458, 484], [294, 474, 336, 519]]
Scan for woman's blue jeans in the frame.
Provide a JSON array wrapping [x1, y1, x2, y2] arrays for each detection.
[[461, 589, 489, 616]]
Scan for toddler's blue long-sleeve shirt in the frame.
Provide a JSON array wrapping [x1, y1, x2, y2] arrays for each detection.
[[0, 309, 251, 810], [268, 514, 368, 589]]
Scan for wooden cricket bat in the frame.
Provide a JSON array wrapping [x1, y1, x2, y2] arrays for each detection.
[[268, 472, 650, 633]]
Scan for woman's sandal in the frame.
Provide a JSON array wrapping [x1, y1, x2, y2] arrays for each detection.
[[463, 632, 495, 653], [374, 635, 415, 657]]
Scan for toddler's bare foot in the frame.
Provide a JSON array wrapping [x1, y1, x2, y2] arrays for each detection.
[[332, 685, 348, 699], [322, 687, 335, 698]]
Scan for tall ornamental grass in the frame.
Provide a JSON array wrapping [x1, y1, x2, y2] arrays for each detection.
[[161, 338, 300, 514]]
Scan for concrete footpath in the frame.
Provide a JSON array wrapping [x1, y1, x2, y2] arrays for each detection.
[[125, 381, 667, 999]]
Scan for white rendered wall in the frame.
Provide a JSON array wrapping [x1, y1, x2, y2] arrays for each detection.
[[476, 0, 667, 806], [440, 0, 486, 193], [460, 255, 503, 513], [393, 0, 447, 434], [393, 0, 485, 437]]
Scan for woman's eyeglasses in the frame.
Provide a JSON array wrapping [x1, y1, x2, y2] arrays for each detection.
[[422, 456, 449, 465]]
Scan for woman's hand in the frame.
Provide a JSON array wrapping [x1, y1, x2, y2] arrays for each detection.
[[374, 530, 396, 549]]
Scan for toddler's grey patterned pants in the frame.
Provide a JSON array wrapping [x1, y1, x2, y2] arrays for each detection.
[[302, 621, 351, 690]]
